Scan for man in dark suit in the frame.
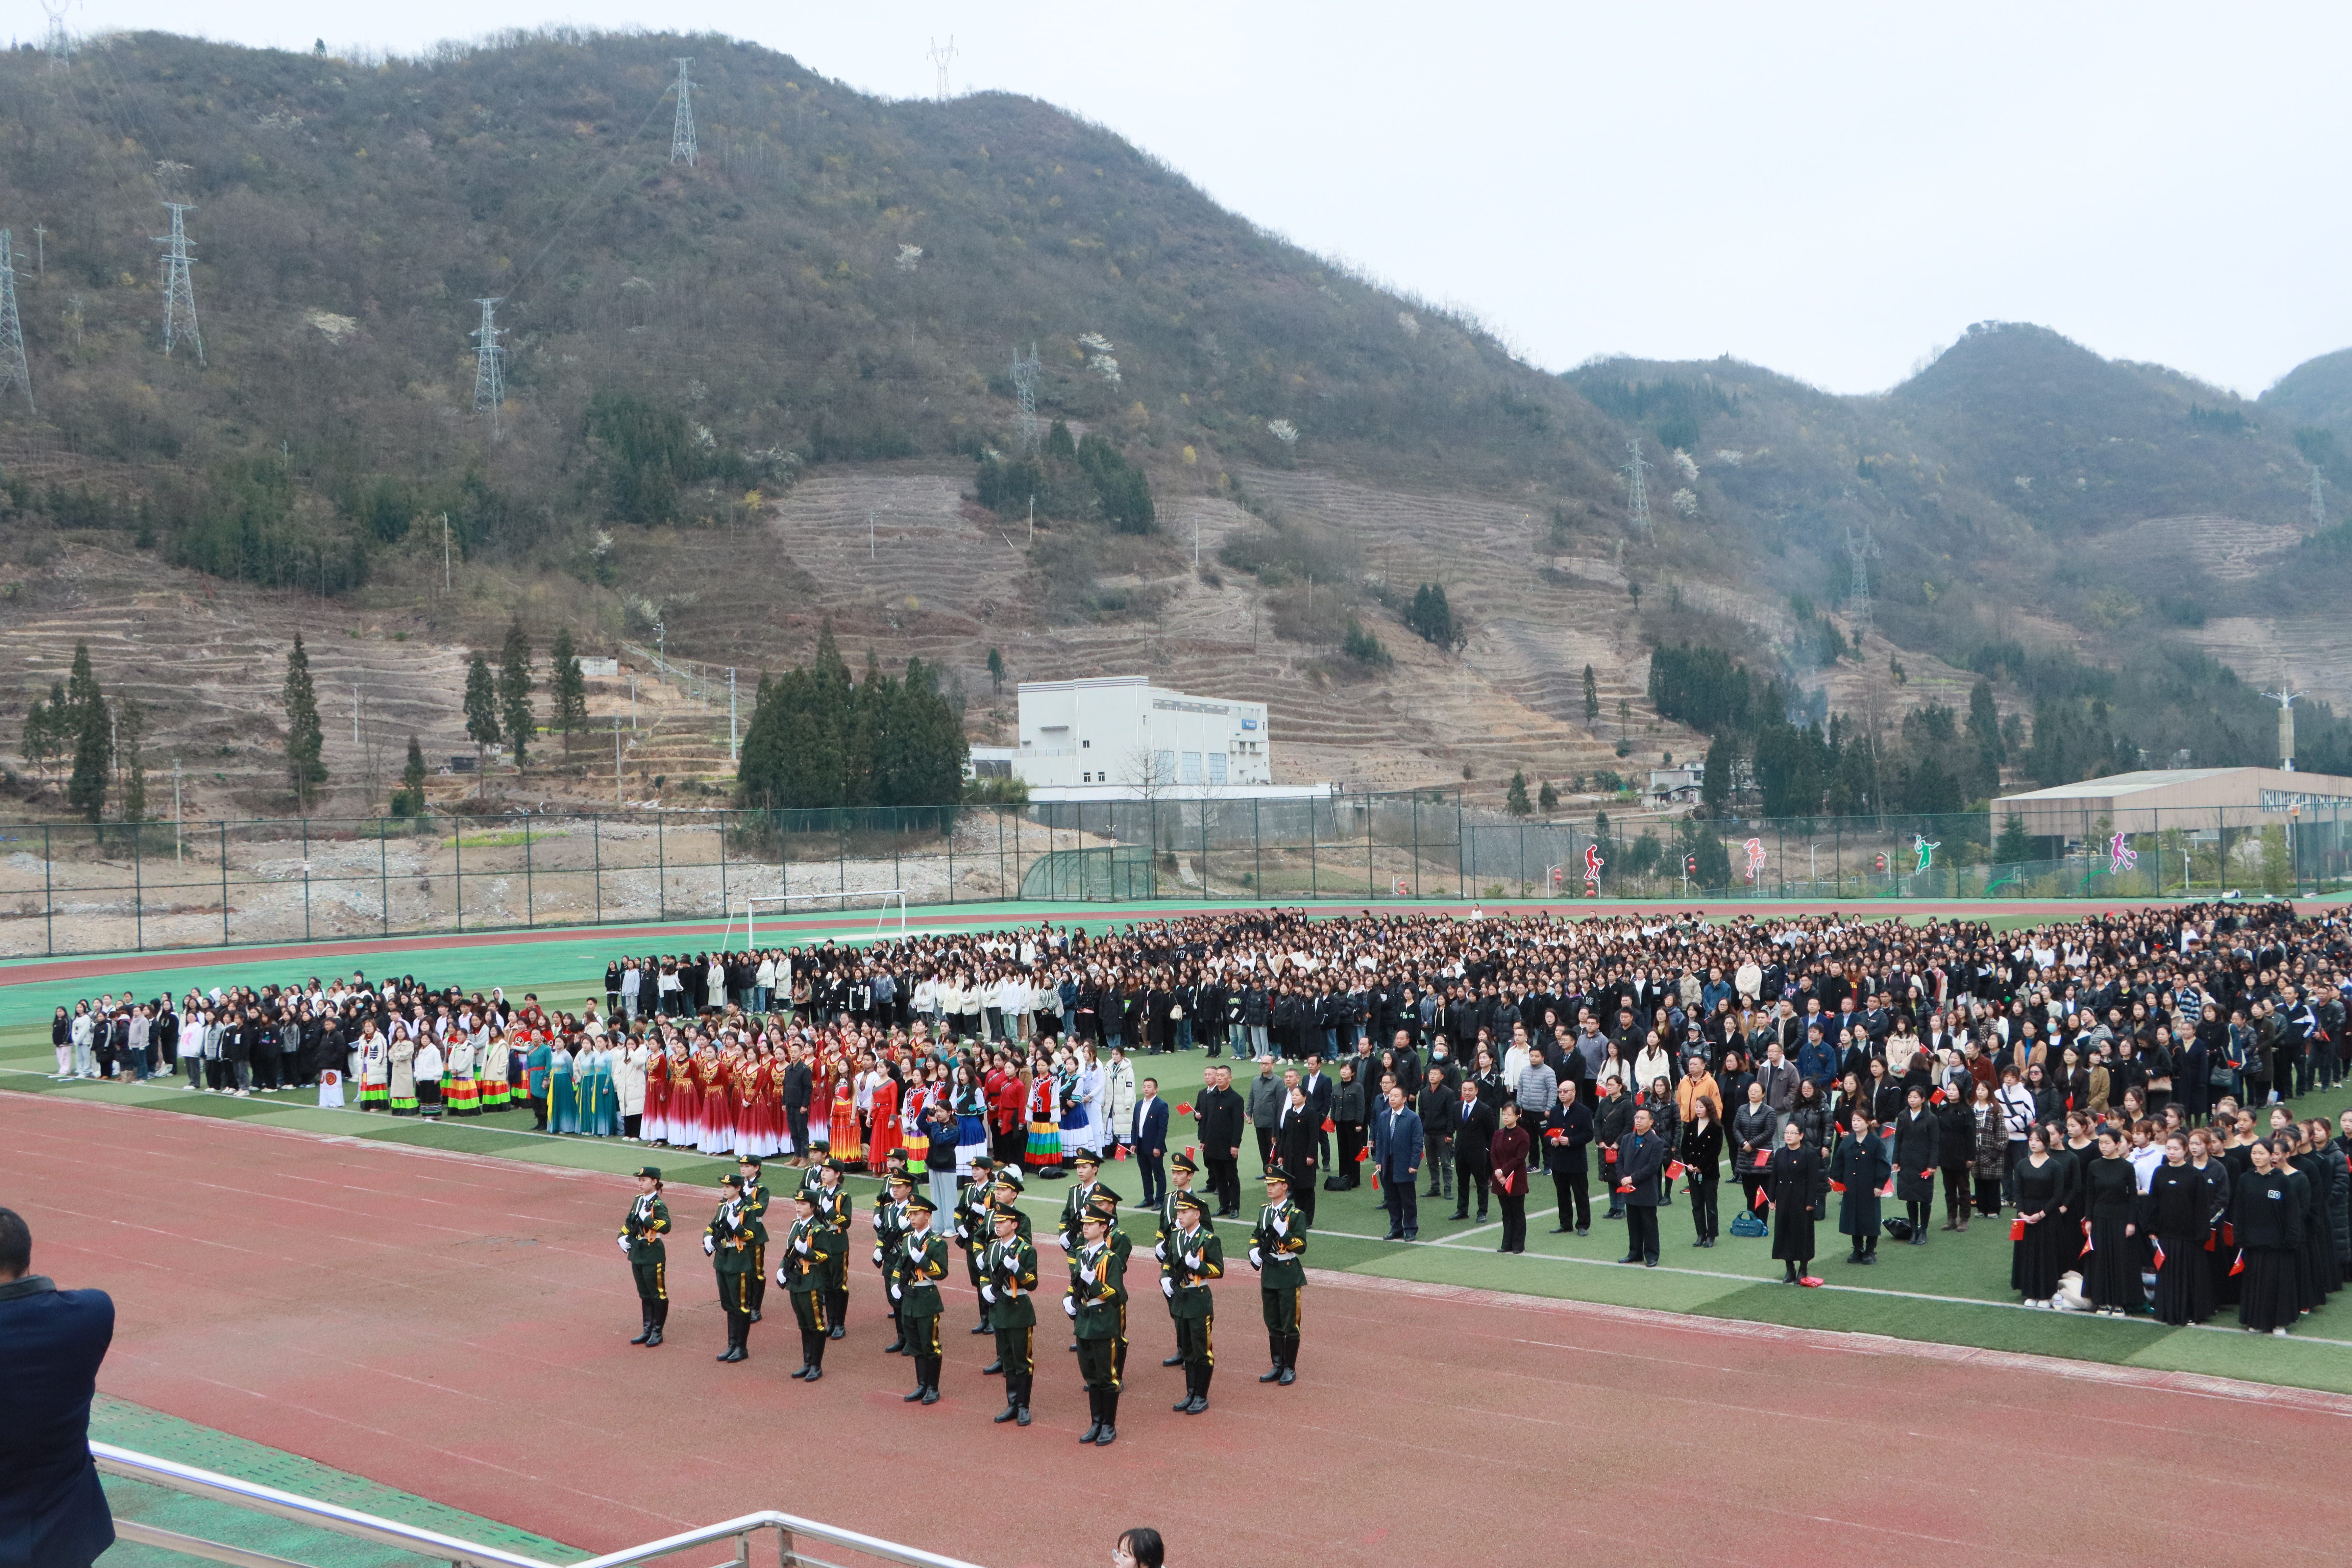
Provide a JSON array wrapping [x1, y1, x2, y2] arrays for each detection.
[[1131, 1076, 1171, 1208], [780, 1047, 814, 1165], [1273, 1083, 1321, 1225], [1614, 1107, 1667, 1267], [1300, 1054, 1336, 1169], [1194, 1064, 1249, 1218], [1371, 1085, 1423, 1240], [0, 1208, 115, 1568], [1450, 1078, 1498, 1222]]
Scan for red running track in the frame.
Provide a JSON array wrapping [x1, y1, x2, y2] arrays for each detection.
[[8, 1093, 2350, 1568]]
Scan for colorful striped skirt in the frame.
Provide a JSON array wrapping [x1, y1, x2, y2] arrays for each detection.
[[1025, 1117, 1062, 1169], [445, 1075, 480, 1117], [358, 1080, 389, 1110]]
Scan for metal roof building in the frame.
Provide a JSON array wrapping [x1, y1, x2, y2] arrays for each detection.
[[1993, 766, 2352, 839]]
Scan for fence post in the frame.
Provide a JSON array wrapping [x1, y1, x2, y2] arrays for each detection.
[[1411, 794, 1420, 900], [301, 817, 312, 944], [454, 821, 464, 933], [1457, 791, 1466, 898], [657, 815, 667, 922], [1309, 801, 1318, 900], [714, 813, 724, 927], [1833, 820, 1841, 901], [837, 815, 846, 910], [1253, 799, 1262, 901], [1366, 794, 1374, 898], [219, 823, 229, 945], [593, 815, 603, 926], [947, 808, 955, 905], [380, 825, 389, 937], [133, 819, 144, 952], [998, 807, 1006, 904], [43, 824, 52, 956]]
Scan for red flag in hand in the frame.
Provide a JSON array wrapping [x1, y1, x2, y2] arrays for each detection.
[[1665, 1160, 1687, 1180], [1178, 1102, 1196, 1117], [2229, 1249, 2246, 1277], [2009, 1218, 2026, 1240], [1184, 1144, 1196, 1160], [1112, 1143, 1129, 1161], [1929, 1088, 1946, 1105], [2151, 1240, 2165, 1271], [1753, 1186, 1769, 1210], [1829, 1179, 1846, 1193], [1354, 1145, 1370, 1162], [1321, 1117, 1336, 1133], [1754, 1150, 1772, 1170]]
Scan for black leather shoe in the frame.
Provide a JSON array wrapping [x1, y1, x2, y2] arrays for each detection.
[[829, 1326, 845, 1339], [749, 1310, 761, 1323], [1095, 1425, 1116, 1446], [629, 1326, 653, 1345], [1547, 1226, 1572, 1234], [1575, 1227, 1589, 1237], [981, 1360, 1004, 1375], [1449, 1210, 1468, 1221], [1616, 1255, 1639, 1264], [904, 1387, 927, 1402], [644, 1329, 662, 1346], [970, 1322, 992, 1334], [1079, 1422, 1103, 1444], [1382, 1232, 1403, 1241], [791, 1365, 810, 1379], [1259, 1366, 1283, 1383], [1162, 1354, 1184, 1367], [1182, 1395, 1207, 1415], [1277, 1368, 1294, 1386], [883, 1343, 903, 1355], [920, 1386, 938, 1404], [994, 1403, 1019, 1424], [1015, 1407, 1031, 1426], [803, 1366, 821, 1381], [1173, 1395, 1195, 1412]]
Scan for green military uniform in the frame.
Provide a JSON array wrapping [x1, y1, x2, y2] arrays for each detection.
[[1249, 1177, 1309, 1384], [955, 1161, 998, 1334], [620, 1170, 671, 1346], [1164, 1193, 1224, 1414], [705, 1178, 767, 1363], [873, 1178, 911, 1353], [779, 1204, 846, 1379], [810, 1165, 853, 1335], [1056, 1160, 1120, 1353], [891, 1195, 951, 1403], [1067, 1219, 1129, 1446], [1154, 1153, 1215, 1367], [984, 1205, 1041, 1426], [736, 1159, 771, 1319]]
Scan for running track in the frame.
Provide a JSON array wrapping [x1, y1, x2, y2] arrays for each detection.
[[7, 1095, 2350, 1567]]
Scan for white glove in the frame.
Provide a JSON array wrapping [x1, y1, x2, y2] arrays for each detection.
[[1183, 1252, 1203, 1272], [889, 1283, 902, 1301], [1063, 1295, 1078, 1318], [872, 1246, 884, 1266], [1054, 1234, 1070, 1250], [794, 1238, 810, 1255], [1152, 1241, 1167, 1261], [1248, 1246, 1263, 1270], [1079, 1265, 1097, 1286], [617, 1234, 631, 1253], [980, 1282, 997, 1303], [702, 1235, 716, 1256], [1160, 1276, 1176, 1299]]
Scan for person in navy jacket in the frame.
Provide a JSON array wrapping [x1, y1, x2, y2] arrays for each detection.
[[1371, 1085, 1424, 1240], [1130, 1078, 1171, 1207], [0, 1207, 116, 1568], [1614, 1107, 1668, 1267]]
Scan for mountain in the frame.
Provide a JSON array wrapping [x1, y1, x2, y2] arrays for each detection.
[[0, 28, 2346, 824]]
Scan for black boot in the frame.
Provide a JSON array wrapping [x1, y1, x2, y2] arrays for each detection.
[[630, 1320, 653, 1345], [1096, 1390, 1118, 1446], [793, 1331, 815, 1377], [1174, 1364, 1199, 1413], [805, 1332, 825, 1380], [1260, 1332, 1285, 1382], [1279, 1333, 1299, 1385], [1079, 1388, 1104, 1445], [1187, 1364, 1211, 1414], [981, 1357, 1005, 1376], [1015, 1374, 1033, 1426], [644, 1324, 663, 1347]]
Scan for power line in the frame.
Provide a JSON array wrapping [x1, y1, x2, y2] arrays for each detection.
[[669, 57, 696, 167], [0, 229, 31, 413], [1845, 520, 1879, 643], [155, 201, 201, 364]]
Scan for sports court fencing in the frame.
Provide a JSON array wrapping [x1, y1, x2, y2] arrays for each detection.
[[1, 792, 2343, 957]]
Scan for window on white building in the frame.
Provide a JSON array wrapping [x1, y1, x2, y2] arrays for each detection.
[[1208, 753, 1227, 785], [1153, 750, 1176, 783], [1181, 751, 1203, 784]]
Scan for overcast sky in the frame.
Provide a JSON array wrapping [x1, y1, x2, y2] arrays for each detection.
[[24, 1, 2350, 395]]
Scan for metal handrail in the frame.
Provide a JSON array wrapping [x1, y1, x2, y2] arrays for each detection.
[[93, 1442, 987, 1568]]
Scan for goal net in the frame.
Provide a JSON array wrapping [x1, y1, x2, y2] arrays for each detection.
[[729, 889, 908, 949]]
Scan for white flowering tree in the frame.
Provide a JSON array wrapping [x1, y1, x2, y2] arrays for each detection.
[[1267, 418, 1299, 449]]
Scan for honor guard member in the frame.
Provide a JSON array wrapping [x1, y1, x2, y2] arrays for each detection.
[[1057, 1152, 1121, 1350], [704, 1173, 765, 1363], [777, 1190, 843, 1381], [1088, 1192, 1134, 1383], [1163, 1191, 1224, 1414], [1066, 1199, 1129, 1446], [874, 1168, 915, 1354], [955, 1156, 998, 1335], [1154, 1153, 1215, 1367], [735, 1155, 771, 1322], [810, 1158, 853, 1337], [982, 1201, 1040, 1427], [988, 1167, 1034, 1237], [619, 1166, 670, 1347], [891, 1192, 951, 1404], [1249, 1169, 1308, 1385]]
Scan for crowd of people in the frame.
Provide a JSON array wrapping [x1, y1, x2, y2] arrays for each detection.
[[47, 899, 2352, 1337]]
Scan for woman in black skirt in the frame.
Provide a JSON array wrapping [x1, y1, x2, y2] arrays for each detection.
[[2190, 1127, 2239, 1308], [2280, 1125, 2333, 1313], [1766, 1120, 1823, 1284], [2235, 1137, 2305, 1336], [2012, 1126, 2068, 1308], [2141, 1131, 2212, 1325], [2081, 1127, 2140, 1316], [1830, 1110, 1890, 1265]]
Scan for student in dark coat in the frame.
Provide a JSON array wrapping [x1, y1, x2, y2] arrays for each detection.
[[2139, 1132, 2213, 1325], [1830, 1112, 1891, 1264], [0, 1208, 116, 1568], [1890, 1088, 1940, 1245], [2236, 1139, 2304, 1334], [1542, 1080, 1595, 1236], [1934, 1089, 1977, 1231], [1450, 1082, 1497, 1222], [1765, 1121, 1824, 1283], [1613, 1107, 1667, 1268]]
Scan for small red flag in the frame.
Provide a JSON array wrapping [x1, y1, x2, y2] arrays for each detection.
[[1878, 1182, 1895, 1198], [1354, 1145, 1369, 1162], [1754, 1150, 1772, 1170], [1665, 1160, 1687, 1180], [1321, 1117, 1336, 1133], [1829, 1179, 1846, 1193], [2229, 1250, 2245, 1277], [1929, 1088, 1946, 1105], [2009, 1218, 2026, 1240], [1184, 1144, 1196, 1160], [1112, 1143, 1129, 1161], [1370, 1166, 1381, 1191], [2152, 1240, 2165, 1270], [1752, 1186, 1769, 1210], [2223, 1222, 2234, 1247], [1177, 1102, 1195, 1117], [2204, 1233, 2216, 1253]]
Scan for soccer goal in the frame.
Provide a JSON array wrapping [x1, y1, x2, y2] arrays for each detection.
[[729, 889, 908, 949]]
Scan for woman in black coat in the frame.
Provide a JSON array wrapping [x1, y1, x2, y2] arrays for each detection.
[[2080, 1129, 2140, 1315], [1934, 1089, 1977, 1231], [1731, 1082, 1778, 1214], [1765, 1120, 1824, 1283], [2235, 1138, 2305, 1334], [2282, 1129, 2333, 1312], [1679, 1101, 1724, 1248], [1830, 1111, 1891, 1264], [2011, 1126, 2068, 1306], [1890, 1088, 1940, 1245], [2140, 1132, 2213, 1325]]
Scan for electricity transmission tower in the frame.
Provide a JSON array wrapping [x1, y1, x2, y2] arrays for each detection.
[[1620, 437, 1653, 545], [0, 230, 30, 413], [669, 58, 696, 166], [928, 36, 957, 101], [1011, 342, 1040, 454], [2311, 464, 2326, 530], [155, 202, 202, 363], [1845, 521, 1879, 642], [40, 0, 70, 68], [2264, 684, 2303, 770], [470, 297, 505, 437]]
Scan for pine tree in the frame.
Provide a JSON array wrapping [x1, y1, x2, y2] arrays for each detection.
[[21, 679, 66, 781], [987, 647, 1004, 696], [118, 697, 149, 822], [1505, 769, 1532, 817], [66, 684, 110, 823], [549, 627, 587, 750], [1583, 664, 1600, 726], [1994, 812, 2033, 866], [282, 633, 328, 808], [1537, 779, 1559, 814], [392, 735, 428, 816], [498, 617, 534, 768], [1700, 735, 1734, 820], [463, 652, 499, 794]]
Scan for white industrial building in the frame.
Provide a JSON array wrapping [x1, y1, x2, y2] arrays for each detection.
[[996, 676, 1328, 803]]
